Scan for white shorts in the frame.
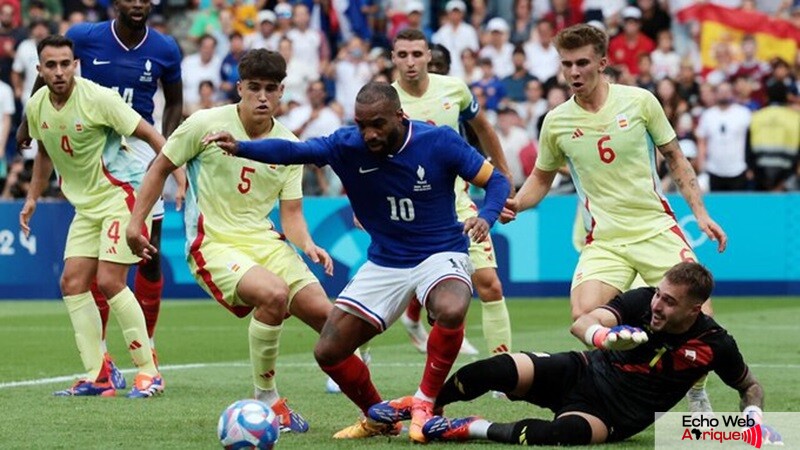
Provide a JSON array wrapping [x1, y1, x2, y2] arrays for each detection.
[[336, 252, 474, 331], [125, 135, 164, 219]]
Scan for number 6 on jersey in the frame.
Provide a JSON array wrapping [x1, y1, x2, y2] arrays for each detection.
[[597, 135, 616, 164]]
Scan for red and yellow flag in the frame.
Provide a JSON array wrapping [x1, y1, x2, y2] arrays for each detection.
[[677, 4, 800, 71]]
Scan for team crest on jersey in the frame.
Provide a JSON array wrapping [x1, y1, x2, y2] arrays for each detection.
[[226, 261, 241, 273], [74, 119, 84, 132], [441, 97, 453, 110], [140, 59, 153, 83], [616, 114, 629, 129], [414, 165, 431, 192]]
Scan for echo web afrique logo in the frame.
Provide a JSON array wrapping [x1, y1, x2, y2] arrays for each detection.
[[681, 415, 763, 448]]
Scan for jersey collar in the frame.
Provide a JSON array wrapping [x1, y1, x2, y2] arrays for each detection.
[[111, 19, 149, 52], [391, 119, 413, 157]]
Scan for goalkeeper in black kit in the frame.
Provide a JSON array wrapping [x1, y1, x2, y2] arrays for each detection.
[[422, 262, 783, 445]]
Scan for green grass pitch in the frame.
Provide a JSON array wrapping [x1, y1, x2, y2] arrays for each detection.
[[1, 298, 798, 449]]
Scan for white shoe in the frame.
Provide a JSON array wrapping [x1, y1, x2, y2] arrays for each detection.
[[491, 391, 507, 400], [686, 388, 714, 414], [400, 314, 429, 353], [459, 337, 479, 356], [326, 376, 342, 394]]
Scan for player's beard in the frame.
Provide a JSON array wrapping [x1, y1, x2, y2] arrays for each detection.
[[120, 13, 148, 31]]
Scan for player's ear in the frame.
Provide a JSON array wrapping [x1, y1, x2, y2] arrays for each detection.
[[598, 56, 608, 74], [236, 80, 242, 97], [396, 108, 405, 120]]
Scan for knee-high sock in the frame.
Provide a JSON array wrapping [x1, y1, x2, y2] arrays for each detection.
[[64, 292, 104, 380], [90, 281, 110, 341], [134, 270, 163, 340], [320, 354, 382, 415], [406, 298, 422, 322], [692, 374, 708, 391], [435, 354, 518, 408], [419, 323, 463, 399], [107, 287, 157, 375], [482, 298, 511, 354], [249, 319, 282, 391]]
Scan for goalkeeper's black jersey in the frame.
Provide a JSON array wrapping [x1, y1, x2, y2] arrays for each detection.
[[586, 287, 749, 430]]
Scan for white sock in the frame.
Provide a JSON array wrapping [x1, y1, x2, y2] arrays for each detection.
[[414, 389, 435, 403], [255, 387, 280, 405], [149, 338, 155, 349], [468, 419, 491, 438]]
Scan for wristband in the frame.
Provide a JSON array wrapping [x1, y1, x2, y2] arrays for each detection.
[[584, 324, 605, 347]]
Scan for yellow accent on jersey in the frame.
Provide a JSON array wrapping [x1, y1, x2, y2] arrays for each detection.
[[537, 84, 678, 244], [162, 104, 302, 249], [27, 77, 143, 216]]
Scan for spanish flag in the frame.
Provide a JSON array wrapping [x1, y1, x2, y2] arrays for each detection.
[[677, 4, 800, 72]]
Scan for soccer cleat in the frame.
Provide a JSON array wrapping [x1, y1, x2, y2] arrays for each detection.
[[126, 373, 165, 398], [423, 416, 479, 441], [401, 314, 429, 353], [53, 379, 116, 397], [459, 337, 480, 356], [368, 395, 414, 424], [271, 398, 309, 433], [333, 417, 402, 439], [687, 388, 714, 414], [409, 397, 434, 443], [104, 353, 126, 390]]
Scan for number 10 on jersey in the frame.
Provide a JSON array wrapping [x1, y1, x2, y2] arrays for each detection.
[[387, 196, 415, 221]]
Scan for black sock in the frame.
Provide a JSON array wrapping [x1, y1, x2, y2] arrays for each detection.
[[435, 354, 519, 408]]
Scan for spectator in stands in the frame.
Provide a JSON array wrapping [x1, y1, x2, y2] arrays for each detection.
[[230, 0, 258, 36], [245, 10, 279, 51], [509, 0, 534, 45], [676, 59, 700, 105], [656, 77, 688, 128], [535, 83, 568, 138], [288, 3, 330, 77], [432, 0, 479, 79], [637, 0, 671, 41], [697, 81, 753, 191], [748, 82, 800, 191], [650, 30, 680, 80], [487, 0, 514, 25], [496, 107, 530, 189], [542, 0, 583, 33], [392, 1, 432, 41], [62, 0, 107, 23], [479, 18, 514, 79], [608, 6, 655, 77], [220, 32, 245, 102], [765, 57, 799, 105], [502, 46, 535, 103], [25, 0, 59, 33], [635, 53, 656, 93], [328, 37, 373, 122], [0, 67, 9, 177], [0, 3, 25, 85], [460, 48, 483, 84], [189, 0, 226, 43], [184, 80, 224, 118], [732, 74, 760, 110], [514, 78, 548, 138], [182, 34, 223, 108], [705, 42, 738, 86], [472, 57, 506, 111], [731, 35, 771, 102], [279, 37, 318, 106], [274, 3, 293, 39], [11, 19, 50, 104], [523, 19, 560, 85]]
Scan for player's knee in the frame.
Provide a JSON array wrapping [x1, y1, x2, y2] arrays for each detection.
[[60, 273, 87, 296], [313, 339, 347, 367], [500, 415, 594, 446], [95, 276, 126, 299], [248, 284, 289, 321], [430, 299, 468, 327], [475, 274, 503, 301]]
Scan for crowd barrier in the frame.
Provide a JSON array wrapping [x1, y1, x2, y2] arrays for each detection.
[[2, 193, 798, 299]]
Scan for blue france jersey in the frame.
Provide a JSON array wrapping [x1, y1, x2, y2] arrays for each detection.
[[240, 120, 487, 268], [66, 21, 182, 124]]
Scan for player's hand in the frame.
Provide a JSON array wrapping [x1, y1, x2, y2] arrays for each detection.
[[591, 325, 648, 350], [353, 214, 364, 230], [463, 217, 490, 242], [305, 243, 334, 276], [16, 119, 31, 150], [697, 215, 727, 253], [19, 198, 36, 238], [762, 424, 783, 445], [202, 131, 240, 154], [499, 198, 518, 224], [172, 167, 187, 211], [126, 223, 157, 261]]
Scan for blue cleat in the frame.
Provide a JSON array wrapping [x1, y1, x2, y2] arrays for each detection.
[[423, 416, 479, 441], [54, 379, 116, 397], [271, 398, 309, 433], [368, 396, 413, 424], [126, 373, 164, 398], [104, 354, 126, 390]]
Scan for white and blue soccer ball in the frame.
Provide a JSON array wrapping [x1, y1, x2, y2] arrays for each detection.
[[217, 399, 280, 449]]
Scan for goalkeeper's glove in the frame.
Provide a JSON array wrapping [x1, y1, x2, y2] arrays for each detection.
[[585, 324, 648, 350], [742, 407, 783, 446]]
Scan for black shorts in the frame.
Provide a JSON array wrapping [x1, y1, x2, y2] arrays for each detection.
[[518, 351, 644, 442]]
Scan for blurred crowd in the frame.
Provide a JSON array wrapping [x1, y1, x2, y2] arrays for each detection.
[[2, 0, 800, 199]]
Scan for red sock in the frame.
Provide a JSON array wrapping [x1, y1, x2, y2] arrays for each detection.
[[134, 270, 163, 339], [406, 298, 422, 322], [321, 354, 382, 415], [420, 323, 464, 399], [90, 281, 110, 340]]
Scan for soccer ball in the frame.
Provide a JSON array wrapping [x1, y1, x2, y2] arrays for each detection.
[[217, 399, 280, 449]]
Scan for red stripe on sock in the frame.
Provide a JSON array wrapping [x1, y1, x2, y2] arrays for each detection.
[[420, 323, 464, 399], [321, 354, 382, 415], [134, 270, 163, 339], [91, 281, 110, 341]]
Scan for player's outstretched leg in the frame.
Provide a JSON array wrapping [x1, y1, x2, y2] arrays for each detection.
[[134, 217, 164, 367], [424, 415, 599, 445], [325, 344, 370, 393]]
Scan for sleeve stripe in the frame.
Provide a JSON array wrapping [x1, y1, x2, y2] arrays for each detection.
[[471, 161, 494, 186]]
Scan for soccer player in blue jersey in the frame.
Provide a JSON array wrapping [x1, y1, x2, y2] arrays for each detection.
[[203, 82, 511, 443]]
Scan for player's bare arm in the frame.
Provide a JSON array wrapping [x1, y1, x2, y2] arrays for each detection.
[[467, 111, 515, 194], [19, 141, 54, 237], [735, 370, 764, 411], [279, 198, 334, 276], [465, 161, 511, 242], [162, 80, 188, 210], [658, 138, 727, 252], [501, 167, 558, 223], [126, 153, 178, 259]]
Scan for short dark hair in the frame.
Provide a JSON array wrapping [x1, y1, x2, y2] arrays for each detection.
[[394, 28, 428, 47], [356, 82, 400, 111], [664, 262, 714, 303], [37, 34, 73, 57], [555, 24, 608, 57], [766, 80, 788, 104], [238, 49, 287, 82]]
